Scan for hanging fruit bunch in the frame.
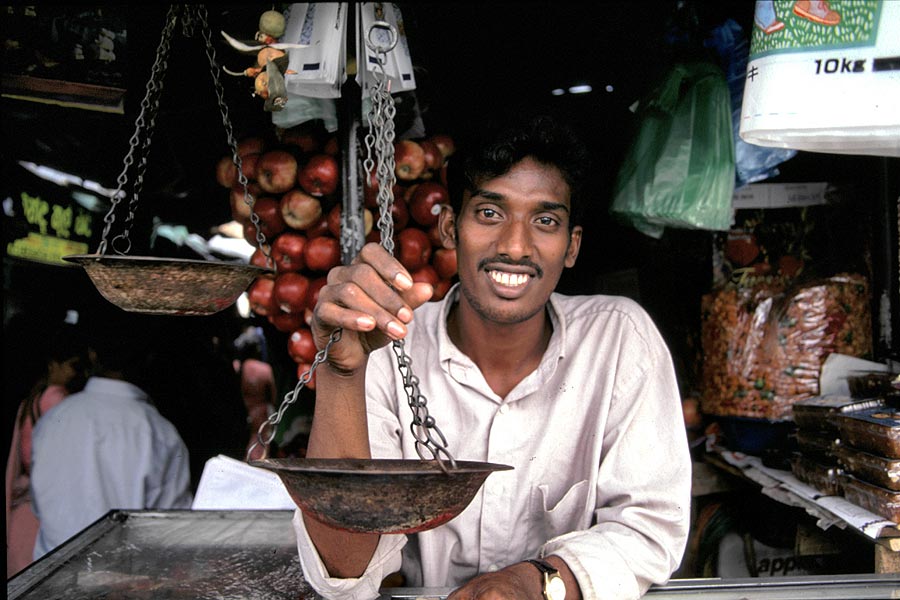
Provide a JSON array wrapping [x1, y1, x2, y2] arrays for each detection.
[[214, 124, 457, 381], [364, 134, 458, 302]]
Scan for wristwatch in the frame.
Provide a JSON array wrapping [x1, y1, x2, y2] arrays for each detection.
[[526, 558, 566, 600]]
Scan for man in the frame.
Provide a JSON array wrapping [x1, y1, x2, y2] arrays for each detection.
[[30, 313, 193, 559], [295, 115, 691, 599]]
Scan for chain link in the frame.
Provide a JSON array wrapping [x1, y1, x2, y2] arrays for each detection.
[[98, 4, 179, 255], [97, 5, 271, 267], [247, 328, 343, 460], [363, 22, 456, 471]]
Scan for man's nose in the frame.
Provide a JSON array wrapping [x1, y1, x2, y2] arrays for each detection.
[[496, 219, 532, 259]]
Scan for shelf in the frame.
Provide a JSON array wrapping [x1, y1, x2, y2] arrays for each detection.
[[2, 74, 125, 114], [702, 445, 900, 557]]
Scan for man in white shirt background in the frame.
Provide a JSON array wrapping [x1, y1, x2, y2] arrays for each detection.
[[30, 311, 193, 559]]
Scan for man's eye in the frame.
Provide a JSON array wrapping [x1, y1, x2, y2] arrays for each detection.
[[479, 208, 498, 218], [536, 216, 559, 226]]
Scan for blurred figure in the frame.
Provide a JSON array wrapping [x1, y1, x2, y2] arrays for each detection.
[[233, 326, 276, 460], [6, 319, 92, 577], [29, 312, 193, 560]]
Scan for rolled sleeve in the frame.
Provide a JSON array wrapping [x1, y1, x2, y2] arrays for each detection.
[[293, 509, 407, 600]]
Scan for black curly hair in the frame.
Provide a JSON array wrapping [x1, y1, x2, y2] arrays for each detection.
[[446, 113, 592, 230]]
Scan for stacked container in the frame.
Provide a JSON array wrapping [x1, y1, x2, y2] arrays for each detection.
[[833, 406, 900, 523], [789, 396, 881, 497]]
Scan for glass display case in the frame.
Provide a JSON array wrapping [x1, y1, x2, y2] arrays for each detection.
[[8, 509, 898, 600]]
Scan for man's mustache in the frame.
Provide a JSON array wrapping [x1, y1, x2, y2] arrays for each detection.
[[477, 256, 543, 278]]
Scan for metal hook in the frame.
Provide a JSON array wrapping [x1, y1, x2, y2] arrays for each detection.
[[365, 20, 398, 54]]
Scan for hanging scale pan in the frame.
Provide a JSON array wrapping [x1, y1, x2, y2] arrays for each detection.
[[63, 254, 269, 316], [65, 5, 273, 316], [249, 20, 511, 535]]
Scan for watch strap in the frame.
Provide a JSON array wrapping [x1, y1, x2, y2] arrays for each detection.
[[526, 558, 565, 600], [526, 558, 558, 576]]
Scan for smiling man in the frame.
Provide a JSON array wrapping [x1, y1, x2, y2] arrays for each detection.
[[294, 115, 691, 600]]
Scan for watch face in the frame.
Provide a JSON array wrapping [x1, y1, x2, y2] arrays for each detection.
[[547, 574, 567, 600]]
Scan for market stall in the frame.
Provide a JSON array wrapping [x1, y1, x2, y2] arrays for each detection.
[[4, 1, 900, 597]]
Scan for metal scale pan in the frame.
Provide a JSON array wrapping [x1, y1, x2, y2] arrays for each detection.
[[251, 458, 512, 534], [64, 254, 270, 316], [66, 5, 274, 318]]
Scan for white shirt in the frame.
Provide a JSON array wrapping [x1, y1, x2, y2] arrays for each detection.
[[31, 377, 193, 558], [295, 286, 691, 599]]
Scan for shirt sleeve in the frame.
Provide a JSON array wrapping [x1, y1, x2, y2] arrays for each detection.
[[541, 316, 692, 600], [293, 510, 407, 599]]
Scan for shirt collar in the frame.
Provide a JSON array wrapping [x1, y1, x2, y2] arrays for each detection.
[[437, 283, 568, 367], [84, 377, 151, 404]]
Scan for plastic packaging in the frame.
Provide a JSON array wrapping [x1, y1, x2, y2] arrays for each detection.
[[740, 1, 900, 157], [701, 274, 872, 420], [704, 18, 797, 188], [610, 61, 735, 239], [834, 407, 900, 459], [790, 452, 842, 496], [840, 474, 900, 524], [835, 444, 900, 492], [792, 396, 884, 431], [795, 429, 837, 463]]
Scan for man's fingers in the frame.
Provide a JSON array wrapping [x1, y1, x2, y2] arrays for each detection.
[[405, 282, 435, 312], [316, 282, 412, 341], [356, 243, 416, 291]]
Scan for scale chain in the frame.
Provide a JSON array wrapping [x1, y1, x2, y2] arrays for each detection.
[[363, 23, 456, 471], [98, 4, 179, 255], [98, 5, 271, 267], [248, 328, 343, 460], [195, 5, 273, 267]]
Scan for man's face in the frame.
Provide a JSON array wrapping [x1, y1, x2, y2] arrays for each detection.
[[438, 157, 582, 325]]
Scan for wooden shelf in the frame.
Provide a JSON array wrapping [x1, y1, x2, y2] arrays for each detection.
[[2, 74, 125, 113], [699, 446, 900, 573]]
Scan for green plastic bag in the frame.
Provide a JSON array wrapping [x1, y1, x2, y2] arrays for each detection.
[[610, 62, 736, 238]]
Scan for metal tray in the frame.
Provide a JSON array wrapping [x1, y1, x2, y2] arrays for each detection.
[[250, 458, 512, 534], [7, 510, 315, 600], [64, 254, 271, 316]]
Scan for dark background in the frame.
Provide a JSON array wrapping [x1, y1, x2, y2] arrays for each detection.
[[3, 3, 898, 472]]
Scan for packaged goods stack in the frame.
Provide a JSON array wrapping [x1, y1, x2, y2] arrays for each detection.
[[699, 195, 875, 456], [789, 396, 882, 496], [701, 274, 873, 422], [833, 406, 900, 524]]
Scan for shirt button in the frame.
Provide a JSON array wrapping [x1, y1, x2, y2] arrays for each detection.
[[488, 564, 499, 572], [498, 404, 509, 415]]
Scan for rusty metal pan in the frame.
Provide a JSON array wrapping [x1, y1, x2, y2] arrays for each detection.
[[250, 458, 512, 534], [63, 254, 271, 316]]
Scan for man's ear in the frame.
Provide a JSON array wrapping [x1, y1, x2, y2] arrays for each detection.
[[565, 226, 582, 268], [437, 205, 457, 249]]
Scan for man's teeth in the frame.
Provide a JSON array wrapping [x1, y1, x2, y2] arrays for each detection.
[[489, 270, 529, 287]]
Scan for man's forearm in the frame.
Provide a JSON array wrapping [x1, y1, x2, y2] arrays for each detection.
[[303, 362, 380, 577], [307, 363, 373, 459]]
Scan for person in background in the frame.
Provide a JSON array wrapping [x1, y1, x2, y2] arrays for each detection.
[[6, 317, 93, 577], [29, 312, 193, 560], [233, 325, 277, 460], [296, 114, 691, 599]]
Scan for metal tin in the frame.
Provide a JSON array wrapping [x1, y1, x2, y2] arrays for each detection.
[[791, 396, 883, 432]]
